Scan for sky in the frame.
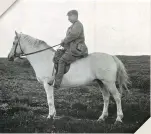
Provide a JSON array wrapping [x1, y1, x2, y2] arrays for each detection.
[[0, 0, 150, 57]]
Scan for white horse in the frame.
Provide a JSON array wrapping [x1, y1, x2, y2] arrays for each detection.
[[8, 31, 130, 124]]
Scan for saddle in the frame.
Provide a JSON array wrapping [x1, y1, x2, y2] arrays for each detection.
[[53, 49, 88, 75], [53, 56, 88, 75]]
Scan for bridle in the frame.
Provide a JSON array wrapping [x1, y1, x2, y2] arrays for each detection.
[[13, 35, 60, 58], [14, 35, 24, 58]]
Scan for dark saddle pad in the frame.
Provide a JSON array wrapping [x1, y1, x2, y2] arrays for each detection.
[[54, 63, 70, 75]]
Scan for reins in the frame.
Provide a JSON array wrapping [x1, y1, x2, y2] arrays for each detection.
[[20, 44, 60, 56]]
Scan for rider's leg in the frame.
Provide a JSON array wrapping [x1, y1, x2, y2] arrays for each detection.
[[53, 51, 76, 89], [53, 58, 66, 88]]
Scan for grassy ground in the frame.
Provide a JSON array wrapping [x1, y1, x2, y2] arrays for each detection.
[[0, 55, 150, 133]]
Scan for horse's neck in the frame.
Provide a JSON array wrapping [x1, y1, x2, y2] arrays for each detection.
[[26, 47, 54, 65], [24, 42, 55, 77]]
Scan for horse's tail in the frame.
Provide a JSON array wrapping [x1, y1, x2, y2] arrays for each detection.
[[112, 56, 131, 95]]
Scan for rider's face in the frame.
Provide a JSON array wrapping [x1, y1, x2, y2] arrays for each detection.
[[68, 15, 78, 23]]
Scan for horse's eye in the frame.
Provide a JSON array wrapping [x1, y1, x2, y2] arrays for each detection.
[[13, 42, 15, 45]]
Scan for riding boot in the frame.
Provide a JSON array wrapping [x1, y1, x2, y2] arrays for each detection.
[[54, 60, 66, 89]]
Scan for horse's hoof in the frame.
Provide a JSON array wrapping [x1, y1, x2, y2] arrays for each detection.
[[97, 118, 105, 123], [47, 115, 54, 120], [114, 120, 123, 126], [47, 111, 56, 119]]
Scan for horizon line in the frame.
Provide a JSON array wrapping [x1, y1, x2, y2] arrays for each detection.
[[0, 54, 150, 58]]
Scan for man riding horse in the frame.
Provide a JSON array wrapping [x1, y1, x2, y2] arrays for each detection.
[[53, 10, 88, 89]]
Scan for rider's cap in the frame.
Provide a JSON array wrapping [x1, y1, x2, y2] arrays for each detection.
[[67, 10, 78, 16]]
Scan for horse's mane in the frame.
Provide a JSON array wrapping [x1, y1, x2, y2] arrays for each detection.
[[21, 33, 56, 52]]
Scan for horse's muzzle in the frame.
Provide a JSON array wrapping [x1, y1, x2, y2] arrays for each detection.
[[8, 54, 14, 61]]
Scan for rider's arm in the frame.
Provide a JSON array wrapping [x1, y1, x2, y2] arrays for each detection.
[[63, 22, 82, 45]]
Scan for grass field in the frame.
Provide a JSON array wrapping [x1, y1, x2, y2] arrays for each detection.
[[0, 55, 150, 133]]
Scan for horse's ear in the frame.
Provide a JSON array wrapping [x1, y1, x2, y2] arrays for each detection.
[[15, 31, 18, 37]]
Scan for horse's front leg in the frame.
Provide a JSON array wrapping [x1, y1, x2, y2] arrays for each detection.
[[43, 81, 56, 119]]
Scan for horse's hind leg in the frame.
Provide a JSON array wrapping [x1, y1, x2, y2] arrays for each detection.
[[103, 81, 123, 123], [96, 80, 110, 121]]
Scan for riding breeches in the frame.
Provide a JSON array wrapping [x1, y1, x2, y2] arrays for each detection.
[[53, 49, 79, 88]]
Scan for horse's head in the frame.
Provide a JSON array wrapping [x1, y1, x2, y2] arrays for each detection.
[[8, 31, 24, 61]]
